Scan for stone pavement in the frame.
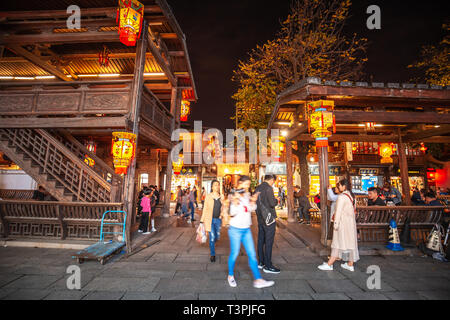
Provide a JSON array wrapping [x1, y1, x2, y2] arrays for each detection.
[[0, 208, 449, 300]]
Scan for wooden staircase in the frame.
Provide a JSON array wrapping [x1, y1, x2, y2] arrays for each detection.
[[0, 128, 122, 202]]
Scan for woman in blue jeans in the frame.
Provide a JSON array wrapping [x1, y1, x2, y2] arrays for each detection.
[[200, 180, 224, 262], [224, 175, 274, 289]]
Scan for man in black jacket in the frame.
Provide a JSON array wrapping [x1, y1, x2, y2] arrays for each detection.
[[255, 175, 280, 274]]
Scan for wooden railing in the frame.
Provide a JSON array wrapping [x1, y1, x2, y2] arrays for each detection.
[[0, 200, 124, 240], [53, 129, 123, 202], [140, 85, 173, 136], [0, 189, 34, 200], [0, 80, 132, 116], [355, 206, 444, 244], [0, 128, 113, 202]]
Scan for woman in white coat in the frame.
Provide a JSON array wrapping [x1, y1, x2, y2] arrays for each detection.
[[318, 179, 359, 272]]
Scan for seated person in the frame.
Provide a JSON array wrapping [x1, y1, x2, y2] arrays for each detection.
[[367, 187, 386, 206], [425, 191, 443, 206], [381, 182, 402, 206], [411, 187, 425, 205], [32, 186, 46, 201]]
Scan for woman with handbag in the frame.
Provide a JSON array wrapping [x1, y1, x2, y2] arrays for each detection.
[[223, 175, 275, 289], [318, 179, 359, 272], [200, 180, 224, 263]]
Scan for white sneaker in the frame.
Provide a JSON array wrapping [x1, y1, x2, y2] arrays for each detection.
[[143, 232, 151, 235], [137, 230, 143, 233], [340, 263, 354, 272], [187, 220, 192, 224], [151, 228, 157, 233], [253, 279, 275, 289], [228, 276, 237, 288], [318, 262, 333, 271]]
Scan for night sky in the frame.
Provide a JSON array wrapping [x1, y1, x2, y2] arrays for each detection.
[[168, 0, 448, 131]]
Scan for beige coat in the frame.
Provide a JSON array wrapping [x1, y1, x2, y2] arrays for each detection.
[[200, 193, 224, 233], [331, 191, 360, 262]]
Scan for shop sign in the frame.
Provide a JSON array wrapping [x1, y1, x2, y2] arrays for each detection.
[[265, 163, 286, 175], [309, 165, 343, 176], [179, 167, 197, 176], [359, 168, 379, 175]]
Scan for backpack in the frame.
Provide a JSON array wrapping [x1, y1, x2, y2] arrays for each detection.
[[256, 193, 276, 226]]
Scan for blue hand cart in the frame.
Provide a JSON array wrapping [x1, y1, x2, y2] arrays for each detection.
[[72, 210, 127, 265]]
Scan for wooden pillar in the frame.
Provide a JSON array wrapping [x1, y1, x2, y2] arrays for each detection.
[[124, 21, 148, 253], [162, 86, 181, 217], [398, 130, 411, 205], [318, 145, 329, 246], [286, 140, 295, 223]]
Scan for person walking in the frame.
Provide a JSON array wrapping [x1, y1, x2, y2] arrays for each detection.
[[224, 175, 275, 289], [277, 186, 285, 209], [255, 175, 280, 274], [200, 180, 224, 263], [138, 189, 153, 234], [201, 187, 206, 209], [193, 186, 198, 209], [181, 190, 190, 219], [318, 179, 359, 272], [175, 186, 183, 215], [188, 188, 196, 221], [294, 187, 312, 224]]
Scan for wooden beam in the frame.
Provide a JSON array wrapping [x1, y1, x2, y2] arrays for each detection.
[[402, 125, 450, 142], [0, 116, 127, 128], [295, 134, 399, 142], [335, 111, 450, 124], [169, 51, 185, 56], [147, 32, 176, 87], [7, 45, 73, 81], [0, 6, 162, 20], [286, 121, 308, 141], [159, 33, 177, 39], [0, 30, 119, 45]]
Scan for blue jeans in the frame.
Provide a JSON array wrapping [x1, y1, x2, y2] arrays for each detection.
[[189, 201, 195, 220], [228, 226, 261, 280], [209, 218, 222, 256]]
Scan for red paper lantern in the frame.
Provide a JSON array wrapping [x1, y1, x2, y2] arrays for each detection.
[[116, 0, 144, 47]]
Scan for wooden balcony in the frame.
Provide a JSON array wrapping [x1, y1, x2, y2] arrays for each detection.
[[0, 80, 132, 128], [0, 80, 174, 149]]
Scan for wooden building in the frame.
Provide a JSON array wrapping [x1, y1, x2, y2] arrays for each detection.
[[0, 0, 197, 252], [268, 77, 450, 245]]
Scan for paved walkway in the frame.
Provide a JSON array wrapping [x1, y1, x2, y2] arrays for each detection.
[[0, 208, 449, 300]]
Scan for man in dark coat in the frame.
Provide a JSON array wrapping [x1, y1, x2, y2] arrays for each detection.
[[255, 175, 280, 274]]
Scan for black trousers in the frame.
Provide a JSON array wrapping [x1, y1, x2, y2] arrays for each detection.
[[138, 212, 149, 232], [257, 222, 276, 268]]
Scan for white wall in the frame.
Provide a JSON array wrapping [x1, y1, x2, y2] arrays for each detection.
[[0, 170, 37, 190]]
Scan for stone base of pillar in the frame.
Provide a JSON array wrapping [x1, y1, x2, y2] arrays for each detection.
[[287, 217, 296, 223]]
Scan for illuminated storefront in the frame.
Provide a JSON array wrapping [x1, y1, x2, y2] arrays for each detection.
[[170, 167, 198, 200], [217, 163, 249, 193], [309, 165, 341, 195]]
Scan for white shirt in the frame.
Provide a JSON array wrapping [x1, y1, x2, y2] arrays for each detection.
[[229, 193, 256, 229]]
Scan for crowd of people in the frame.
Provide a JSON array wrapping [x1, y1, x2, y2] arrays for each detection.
[[196, 174, 367, 288], [367, 183, 445, 207], [174, 185, 205, 223], [137, 175, 447, 290]]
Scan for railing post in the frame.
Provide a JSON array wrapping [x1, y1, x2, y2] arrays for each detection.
[[0, 204, 9, 238], [110, 179, 119, 203], [57, 205, 67, 240]]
